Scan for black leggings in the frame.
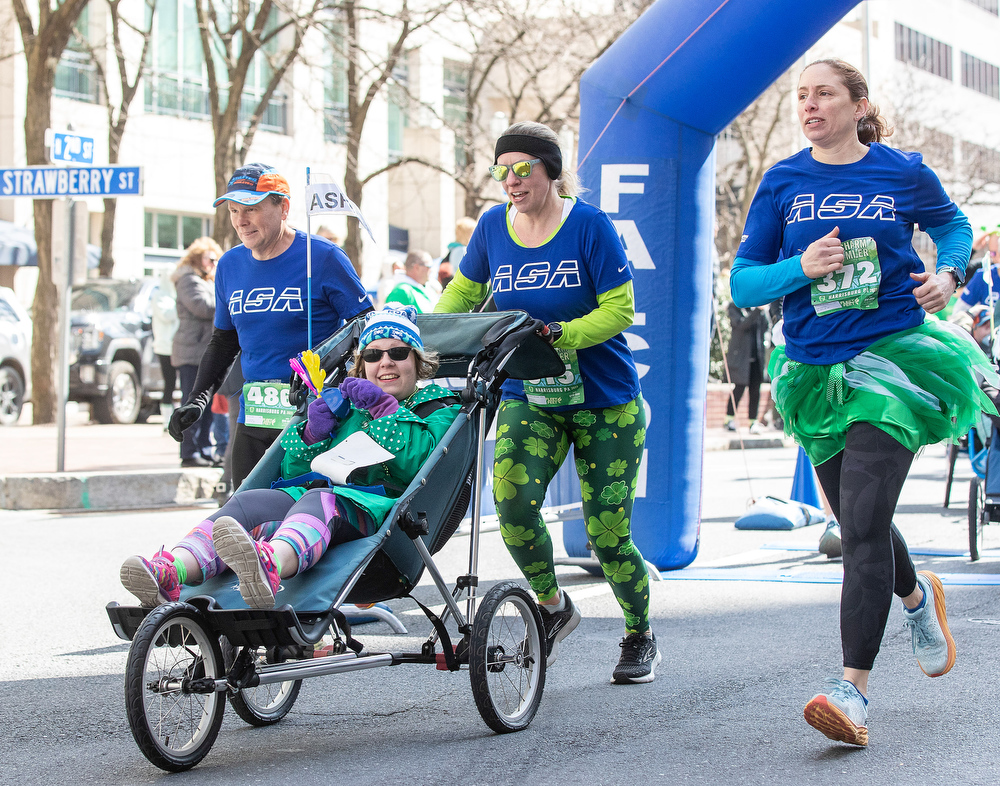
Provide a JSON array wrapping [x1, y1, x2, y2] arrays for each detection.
[[813, 422, 919, 671]]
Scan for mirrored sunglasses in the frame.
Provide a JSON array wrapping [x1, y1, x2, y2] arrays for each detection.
[[361, 346, 413, 363], [489, 158, 542, 182]]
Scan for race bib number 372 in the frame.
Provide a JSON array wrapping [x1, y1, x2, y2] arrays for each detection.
[[243, 382, 295, 429], [810, 236, 881, 316]]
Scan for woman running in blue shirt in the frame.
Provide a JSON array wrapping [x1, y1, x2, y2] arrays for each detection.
[[731, 59, 997, 747]]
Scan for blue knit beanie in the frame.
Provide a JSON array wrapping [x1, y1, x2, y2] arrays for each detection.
[[359, 306, 423, 351]]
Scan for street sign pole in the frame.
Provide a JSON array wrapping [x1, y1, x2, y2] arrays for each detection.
[[56, 198, 76, 472]]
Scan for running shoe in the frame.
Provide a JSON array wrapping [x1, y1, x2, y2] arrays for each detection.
[[212, 516, 282, 609], [538, 592, 581, 666], [611, 631, 661, 684], [803, 678, 868, 746], [120, 550, 181, 607], [903, 571, 956, 677], [818, 518, 842, 559]]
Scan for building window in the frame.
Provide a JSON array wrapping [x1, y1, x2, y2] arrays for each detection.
[[964, 0, 999, 14], [323, 24, 348, 144], [144, 210, 212, 252], [145, 0, 287, 133], [55, 4, 99, 103], [387, 56, 411, 160], [962, 141, 1000, 185], [894, 23, 952, 81], [961, 52, 1000, 100], [443, 59, 468, 169]]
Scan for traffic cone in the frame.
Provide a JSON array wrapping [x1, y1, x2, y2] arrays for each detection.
[[790, 446, 821, 508]]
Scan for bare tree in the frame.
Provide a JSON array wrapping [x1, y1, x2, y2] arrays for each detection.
[[329, 0, 453, 272], [194, 0, 324, 248], [442, 0, 652, 219], [887, 70, 1000, 213], [13, 0, 91, 424], [714, 72, 795, 270], [74, 0, 158, 276]]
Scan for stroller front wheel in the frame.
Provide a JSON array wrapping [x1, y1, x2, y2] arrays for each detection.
[[124, 602, 226, 772], [469, 581, 546, 733]]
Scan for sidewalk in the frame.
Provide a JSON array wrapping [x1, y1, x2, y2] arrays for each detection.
[[0, 404, 222, 510], [0, 404, 791, 511]]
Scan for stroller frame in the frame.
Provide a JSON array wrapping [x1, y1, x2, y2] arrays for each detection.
[[106, 310, 565, 772]]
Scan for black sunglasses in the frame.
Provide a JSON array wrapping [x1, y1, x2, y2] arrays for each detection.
[[489, 158, 542, 182], [361, 346, 413, 363]]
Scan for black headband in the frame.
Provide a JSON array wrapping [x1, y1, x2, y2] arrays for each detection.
[[494, 134, 563, 181]]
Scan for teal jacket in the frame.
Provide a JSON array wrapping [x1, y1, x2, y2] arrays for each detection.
[[277, 383, 460, 527]]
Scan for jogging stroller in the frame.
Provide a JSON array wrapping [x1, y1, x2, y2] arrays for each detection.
[[106, 310, 565, 771]]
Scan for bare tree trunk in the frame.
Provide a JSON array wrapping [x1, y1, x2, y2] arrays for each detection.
[[25, 68, 59, 424]]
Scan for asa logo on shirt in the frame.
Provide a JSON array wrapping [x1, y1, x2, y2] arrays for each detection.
[[228, 288, 304, 315], [493, 260, 582, 293], [785, 193, 896, 224]]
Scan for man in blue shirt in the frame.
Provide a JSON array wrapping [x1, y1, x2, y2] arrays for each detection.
[[168, 163, 373, 488]]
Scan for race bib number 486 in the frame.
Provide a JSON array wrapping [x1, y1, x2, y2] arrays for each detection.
[[243, 382, 295, 429], [810, 236, 881, 316]]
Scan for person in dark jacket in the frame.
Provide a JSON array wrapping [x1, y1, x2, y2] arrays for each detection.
[[172, 237, 222, 467], [724, 301, 771, 433]]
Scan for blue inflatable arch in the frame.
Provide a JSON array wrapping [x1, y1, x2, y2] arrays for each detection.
[[572, 0, 862, 569]]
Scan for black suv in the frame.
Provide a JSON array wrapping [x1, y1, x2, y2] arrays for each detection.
[[69, 278, 164, 424]]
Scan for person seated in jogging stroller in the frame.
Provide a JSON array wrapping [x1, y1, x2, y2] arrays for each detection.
[[120, 306, 461, 610]]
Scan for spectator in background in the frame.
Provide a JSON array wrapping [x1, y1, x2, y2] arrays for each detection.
[[171, 237, 222, 467], [724, 301, 771, 433], [385, 250, 437, 313], [953, 231, 1000, 315], [315, 225, 344, 247], [151, 268, 179, 432], [445, 216, 477, 268]]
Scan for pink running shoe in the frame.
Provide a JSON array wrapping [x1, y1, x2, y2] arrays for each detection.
[[212, 516, 282, 609], [120, 550, 181, 607]]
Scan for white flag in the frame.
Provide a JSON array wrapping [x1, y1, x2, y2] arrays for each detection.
[[305, 181, 376, 243]]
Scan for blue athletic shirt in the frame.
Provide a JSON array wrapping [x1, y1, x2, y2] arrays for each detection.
[[737, 144, 959, 364], [459, 199, 641, 409], [214, 230, 371, 413], [959, 266, 1000, 308]]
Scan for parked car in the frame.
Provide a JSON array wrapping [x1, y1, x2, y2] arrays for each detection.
[[69, 278, 164, 424], [0, 286, 32, 426]]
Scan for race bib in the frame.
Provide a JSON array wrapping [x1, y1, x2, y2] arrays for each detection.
[[810, 236, 881, 316], [523, 348, 584, 407], [243, 381, 295, 429]]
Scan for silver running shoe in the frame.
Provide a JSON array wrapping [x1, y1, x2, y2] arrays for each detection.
[[804, 678, 868, 746]]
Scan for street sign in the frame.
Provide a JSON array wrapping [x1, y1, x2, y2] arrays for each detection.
[[0, 166, 142, 198], [49, 132, 95, 164]]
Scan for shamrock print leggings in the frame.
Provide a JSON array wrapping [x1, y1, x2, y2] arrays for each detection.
[[492, 396, 651, 634]]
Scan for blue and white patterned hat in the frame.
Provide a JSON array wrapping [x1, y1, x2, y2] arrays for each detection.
[[359, 306, 423, 351]]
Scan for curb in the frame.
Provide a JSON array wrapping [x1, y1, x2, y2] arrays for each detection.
[[0, 468, 223, 511]]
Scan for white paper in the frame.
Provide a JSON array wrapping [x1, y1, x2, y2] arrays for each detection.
[[310, 431, 395, 485]]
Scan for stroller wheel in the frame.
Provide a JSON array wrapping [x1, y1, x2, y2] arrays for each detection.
[[221, 640, 302, 726], [969, 478, 986, 562], [124, 603, 226, 772], [469, 581, 546, 733]]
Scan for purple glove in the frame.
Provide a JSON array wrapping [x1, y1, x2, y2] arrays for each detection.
[[368, 394, 400, 420], [339, 377, 384, 410], [303, 396, 337, 445]]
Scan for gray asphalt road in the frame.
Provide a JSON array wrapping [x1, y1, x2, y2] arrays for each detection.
[[2, 443, 999, 785]]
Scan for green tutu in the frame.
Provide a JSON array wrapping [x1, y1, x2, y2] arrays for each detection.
[[768, 319, 999, 466]]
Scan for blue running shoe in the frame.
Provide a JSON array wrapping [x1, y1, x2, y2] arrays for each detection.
[[904, 571, 956, 677], [803, 678, 868, 746]]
